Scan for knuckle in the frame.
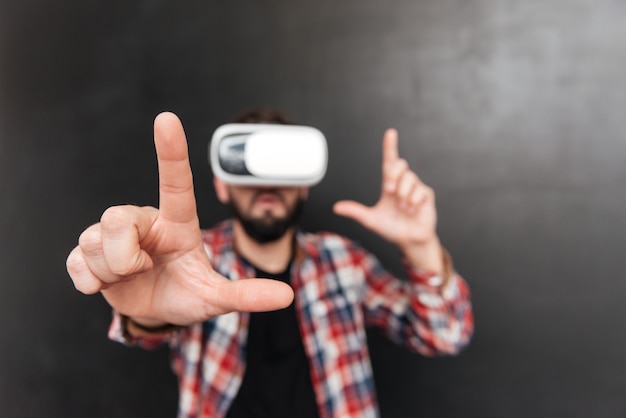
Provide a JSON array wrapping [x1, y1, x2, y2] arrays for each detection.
[[66, 251, 102, 295], [109, 251, 152, 280], [160, 180, 194, 195], [109, 258, 135, 277], [110, 252, 148, 277], [408, 185, 425, 201], [66, 249, 84, 277], [410, 189, 424, 203], [386, 158, 408, 174], [100, 206, 133, 231], [235, 282, 248, 311], [74, 277, 103, 295], [141, 205, 159, 216], [78, 226, 101, 252], [397, 184, 410, 198]]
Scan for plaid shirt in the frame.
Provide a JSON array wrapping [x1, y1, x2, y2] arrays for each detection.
[[109, 220, 473, 418]]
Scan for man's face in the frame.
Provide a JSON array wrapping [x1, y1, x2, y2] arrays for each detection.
[[224, 185, 308, 243]]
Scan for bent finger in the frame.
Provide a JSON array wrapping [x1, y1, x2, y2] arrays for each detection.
[[100, 205, 157, 276], [409, 185, 432, 207], [396, 171, 419, 201], [67, 246, 106, 295], [383, 158, 409, 193], [79, 223, 121, 283]]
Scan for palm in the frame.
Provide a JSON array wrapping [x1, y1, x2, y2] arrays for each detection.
[[101, 217, 222, 325], [365, 192, 437, 246], [334, 128, 438, 249]]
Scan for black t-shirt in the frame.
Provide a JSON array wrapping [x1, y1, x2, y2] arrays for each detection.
[[226, 261, 319, 418]]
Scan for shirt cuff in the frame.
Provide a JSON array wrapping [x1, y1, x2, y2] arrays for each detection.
[[403, 246, 454, 289], [108, 311, 177, 349]]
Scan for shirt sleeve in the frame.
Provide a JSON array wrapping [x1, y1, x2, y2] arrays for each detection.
[[108, 310, 179, 350], [358, 244, 474, 356]]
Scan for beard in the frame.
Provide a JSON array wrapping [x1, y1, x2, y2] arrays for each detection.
[[229, 194, 305, 244]]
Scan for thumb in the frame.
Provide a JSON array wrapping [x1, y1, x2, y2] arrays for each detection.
[[212, 278, 295, 314], [333, 200, 374, 228]]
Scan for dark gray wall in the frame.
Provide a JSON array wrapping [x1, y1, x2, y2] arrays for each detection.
[[1, 1, 625, 417]]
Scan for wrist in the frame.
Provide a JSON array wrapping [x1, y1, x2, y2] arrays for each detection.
[[400, 237, 444, 273]]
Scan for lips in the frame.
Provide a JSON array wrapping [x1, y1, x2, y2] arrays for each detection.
[[253, 191, 284, 207]]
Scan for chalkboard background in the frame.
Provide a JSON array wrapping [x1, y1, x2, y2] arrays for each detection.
[[1, 1, 625, 417]]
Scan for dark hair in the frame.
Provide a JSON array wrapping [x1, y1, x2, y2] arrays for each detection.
[[229, 106, 293, 125]]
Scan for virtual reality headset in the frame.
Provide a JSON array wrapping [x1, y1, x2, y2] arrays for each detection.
[[209, 123, 328, 186]]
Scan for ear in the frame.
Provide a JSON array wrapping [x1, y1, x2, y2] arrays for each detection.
[[213, 177, 230, 204]]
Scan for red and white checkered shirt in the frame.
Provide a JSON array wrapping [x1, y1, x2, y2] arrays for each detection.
[[109, 220, 473, 418]]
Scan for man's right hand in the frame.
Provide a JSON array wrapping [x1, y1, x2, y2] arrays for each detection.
[[66, 112, 294, 328]]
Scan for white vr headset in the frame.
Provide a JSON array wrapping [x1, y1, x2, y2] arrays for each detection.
[[209, 123, 328, 186]]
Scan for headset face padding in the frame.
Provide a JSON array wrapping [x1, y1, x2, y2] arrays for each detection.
[[210, 123, 328, 186]]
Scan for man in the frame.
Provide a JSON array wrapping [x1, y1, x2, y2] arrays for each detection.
[[66, 110, 473, 418]]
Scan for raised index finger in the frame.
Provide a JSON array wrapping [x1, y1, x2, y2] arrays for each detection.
[[154, 112, 197, 223], [382, 128, 401, 192], [382, 128, 399, 166]]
